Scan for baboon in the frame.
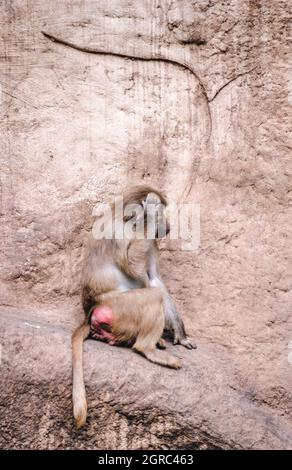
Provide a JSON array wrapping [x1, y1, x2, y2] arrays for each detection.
[[72, 186, 196, 428]]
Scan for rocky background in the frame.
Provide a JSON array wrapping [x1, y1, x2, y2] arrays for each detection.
[[0, 0, 291, 449]]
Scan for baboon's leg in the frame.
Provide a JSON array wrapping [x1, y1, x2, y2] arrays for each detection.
[[72, 321, 90, 429], [140, 348, 181, 369], [134, 324, 181, 370], [101, 288, 181, 369], [131, 293, 181, 369]]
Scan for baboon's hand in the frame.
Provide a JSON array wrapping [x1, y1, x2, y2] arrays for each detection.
[[173, 336, 197, 349]]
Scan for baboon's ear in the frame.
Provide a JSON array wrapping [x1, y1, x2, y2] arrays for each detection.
[[144, 192, 161, 206]]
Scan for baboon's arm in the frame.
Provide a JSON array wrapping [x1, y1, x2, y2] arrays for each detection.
[[147, 251, 196, 349]]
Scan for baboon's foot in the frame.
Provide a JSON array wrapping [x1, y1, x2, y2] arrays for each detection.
[[157, 338, 166, 349]]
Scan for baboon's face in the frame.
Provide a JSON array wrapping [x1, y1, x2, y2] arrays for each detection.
[[155, 203, 170, 239], [123, 192, 170, 240], [142, 193, 170, 239]]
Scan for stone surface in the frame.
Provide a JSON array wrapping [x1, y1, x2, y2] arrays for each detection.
[[0, 0, 291, 449], [1, 307, 292, 450]]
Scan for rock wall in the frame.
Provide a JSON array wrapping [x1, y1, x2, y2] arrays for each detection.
[[0, 0, 291, 449]]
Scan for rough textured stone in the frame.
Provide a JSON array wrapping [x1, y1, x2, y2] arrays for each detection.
[[0, 0, 291, 449], [1, 308, 292, 450]]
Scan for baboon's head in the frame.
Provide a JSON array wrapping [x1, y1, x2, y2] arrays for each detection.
[[122, 186, 170, 240]]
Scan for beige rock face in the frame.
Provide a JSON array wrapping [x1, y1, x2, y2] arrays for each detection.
[[0, 0, 291, 449]]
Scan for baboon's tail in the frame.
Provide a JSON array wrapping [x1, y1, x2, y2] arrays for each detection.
[[72, 321, 90, 429]]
